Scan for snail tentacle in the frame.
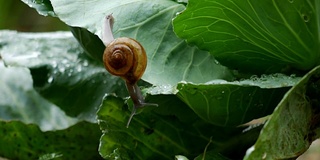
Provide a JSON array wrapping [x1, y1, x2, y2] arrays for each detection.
[[102, 14, 115, 46]]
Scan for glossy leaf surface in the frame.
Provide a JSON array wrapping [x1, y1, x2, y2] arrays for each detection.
[[97, 95, 247, 159], [0, 61, 76, 130], [173, 0, 320, 73], [176, 75, 300, 126], [49, 0, 233, 85], [0, 31, 127, 119], [245, 66, 320, 159]]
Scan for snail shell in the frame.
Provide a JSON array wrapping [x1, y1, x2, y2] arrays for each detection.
[[103, 37, 147, 84]]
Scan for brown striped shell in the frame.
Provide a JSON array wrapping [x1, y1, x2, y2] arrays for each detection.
[[103, 37, 147, 84]]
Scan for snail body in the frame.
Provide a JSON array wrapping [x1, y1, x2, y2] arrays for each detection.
[[102, 14, 157, 127], [103, 37, 147, 85]]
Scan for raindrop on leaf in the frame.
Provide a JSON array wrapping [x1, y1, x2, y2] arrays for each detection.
[[82, 60, 89, 67], [301, 13, 310, 22], [76, 65, 82, 72], [58, 67, 65, 73], [48, 76, 54, 83]]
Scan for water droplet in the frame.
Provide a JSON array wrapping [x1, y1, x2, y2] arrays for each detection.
[[262, 152, 267, 159], [67, 69, 73, 76], [289, 74, 296, 78], [246, 146, 255, 155], [260, 74, 268, 79], [33, 0, 44, 4], [176, 11, 182, 16], [58, 67, 65, 73], [205, 79, 227, 84], [221, 91, 225, 94], [180, 81, 187, 84], [62, 59, 68, 64], [288, 0, 294, 3], [147, 84, 174, 95], [48, 76, 54, 83], [52, 61, 57, 68], [83, 60, 89, 66], [301, 13, 310, 22], [214, 60, 220, 65], [76, 65, 82, 72], [250, 75, 259, 81]]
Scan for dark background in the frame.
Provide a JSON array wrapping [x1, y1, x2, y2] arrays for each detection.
[[0, 0, 68, 32]]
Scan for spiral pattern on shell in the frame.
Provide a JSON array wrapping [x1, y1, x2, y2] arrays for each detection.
[[103, 37, 147, 84]]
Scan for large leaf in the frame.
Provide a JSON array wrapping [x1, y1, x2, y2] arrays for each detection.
[[244, 66, 320, 159], [0, 31, 127, 119], [0, 121, 102, 159], [97, 95, 248, 159], [176, 74, 300, 126], [173, 0, 320, 73], [0, 61, 76, 130], [49, 0, 233, 85]]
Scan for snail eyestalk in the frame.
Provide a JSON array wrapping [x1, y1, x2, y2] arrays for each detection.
[[102, 14, 158, 128], [102, 14, 115, 46]]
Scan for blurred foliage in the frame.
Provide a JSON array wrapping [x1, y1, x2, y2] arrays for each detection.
[[0, 0, 68, 32]]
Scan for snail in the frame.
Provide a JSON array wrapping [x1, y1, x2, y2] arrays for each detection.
[[102, 14, 158, 127]]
